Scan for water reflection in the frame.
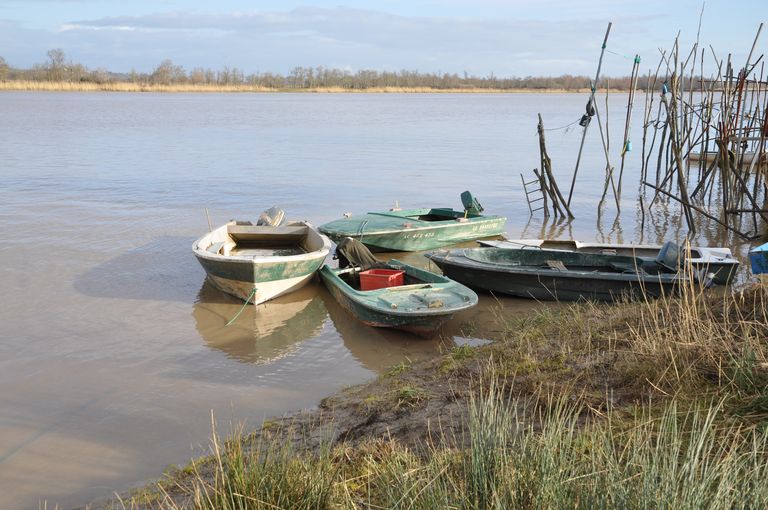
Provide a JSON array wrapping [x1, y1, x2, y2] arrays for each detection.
[[192, 278, 456, 373], [319, 286, 453, 372], [192, 281, 326, 364]]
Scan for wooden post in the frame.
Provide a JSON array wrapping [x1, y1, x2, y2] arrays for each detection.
[[538, 114, 574, 219]]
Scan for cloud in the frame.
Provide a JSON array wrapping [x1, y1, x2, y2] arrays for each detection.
[[50, 7, 616, 74], [0, 5, 757, 77]]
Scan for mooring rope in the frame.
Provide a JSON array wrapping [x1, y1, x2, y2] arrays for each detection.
[[605, 48, 635, 61], [226, 286, 257, 326], [541, 118, 582, 132]]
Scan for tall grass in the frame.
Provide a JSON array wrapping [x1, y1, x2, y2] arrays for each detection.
[[340, 385, 768, 509], [148, 385, 768, 509], [492, 275, 768, 413], [157, 423, 336, 510]]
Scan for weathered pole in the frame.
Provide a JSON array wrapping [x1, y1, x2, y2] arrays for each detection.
[[617, 55, 641, 198], [566, 22, 612, 208], [537, 114, 574, 218]]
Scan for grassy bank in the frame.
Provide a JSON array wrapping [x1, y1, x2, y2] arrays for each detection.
[[0, 80, 595, 94], [106, 281, 768, 509]]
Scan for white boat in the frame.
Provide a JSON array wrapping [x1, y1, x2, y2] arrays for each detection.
[[478, 238, 739, 285], [192, 212, 331, 305], [689, 151, 766, 166]]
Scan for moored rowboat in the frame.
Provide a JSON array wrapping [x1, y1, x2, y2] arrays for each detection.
[[319, 238, 478, 336], [478, 238, 739, 285], [426, 247, 688, 302], [319, 191, 506, 252], [193, 217, 331, 305]]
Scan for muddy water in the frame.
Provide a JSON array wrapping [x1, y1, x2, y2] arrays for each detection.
[[0, 92, 757, 509]]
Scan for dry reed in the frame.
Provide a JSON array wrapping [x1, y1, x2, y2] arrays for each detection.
[[0, 80, 601, 94]]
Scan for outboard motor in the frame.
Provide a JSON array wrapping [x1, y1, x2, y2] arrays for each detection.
[[656, 241, 713, 287], [460, 190, 484, 216], [655, 241, 682, 272], [256, 206, 285, 227]]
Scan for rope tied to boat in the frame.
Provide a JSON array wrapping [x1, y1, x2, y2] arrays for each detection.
[[226, 286, 257, 326]]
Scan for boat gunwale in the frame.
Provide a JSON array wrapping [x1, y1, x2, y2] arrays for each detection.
[[319, 214, 507, 238], [192, 221, 332, 265], [484, 239, 738, 264]]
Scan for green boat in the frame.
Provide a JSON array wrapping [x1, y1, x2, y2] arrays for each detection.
[[318, 238, 478, 336], [318, 191, 506, 252]]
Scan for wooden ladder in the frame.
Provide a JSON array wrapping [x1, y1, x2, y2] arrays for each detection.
[[520, 172, 546, 215]]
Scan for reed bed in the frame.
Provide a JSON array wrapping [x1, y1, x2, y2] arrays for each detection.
[[0, 80, 275, 93], [0, 80, 594, 94], [121, 281, 768, 509]]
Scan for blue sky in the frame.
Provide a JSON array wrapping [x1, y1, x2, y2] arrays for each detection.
[[0, 1, 764, 76]]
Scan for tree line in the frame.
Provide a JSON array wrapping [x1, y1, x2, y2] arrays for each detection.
[[0, 49, 678, 91]]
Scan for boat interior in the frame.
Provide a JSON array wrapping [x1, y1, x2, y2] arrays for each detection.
[[406, 208, 467, 222], [202, 222, 322, 257], [496, 240, 706, 261], [401, 191, 486, 221], [462, 248, 654, 274], [335, 266, 418, 290]]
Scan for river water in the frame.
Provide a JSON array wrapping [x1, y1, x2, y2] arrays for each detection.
[[0, 91, 757, 509]]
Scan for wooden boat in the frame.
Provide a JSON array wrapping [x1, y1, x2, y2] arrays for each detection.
[[426, 247, 688, 302], [318, 191, 506, 252], [749, 242, 768, 274], [319, 238, 478, 336], [478, 239, 739, 285], [192, 211, 331, 305]]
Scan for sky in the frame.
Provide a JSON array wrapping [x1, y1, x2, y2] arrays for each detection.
[[0, 0, 765, 77]]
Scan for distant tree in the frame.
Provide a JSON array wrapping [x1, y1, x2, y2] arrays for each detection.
[[230, 67, 244, 85], [217, 65, 231, 85], [46, 48, 67, 81], [0, 56, 8, 81], [89, 68, 110, 84], [151, 59, 186, 85], [189, 67, 206, 85]]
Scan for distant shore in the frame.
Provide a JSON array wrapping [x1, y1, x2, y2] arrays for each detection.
[[0, 80, 611, 94]]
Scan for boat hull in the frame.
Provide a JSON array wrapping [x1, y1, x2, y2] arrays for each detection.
[[749, 243, 768, 274], [318, 262, 477, 337], [480, 239, 739, 285], [320, 209, 506, 252], [203, 271, 317, 305], [428, 249, 685, 302]]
